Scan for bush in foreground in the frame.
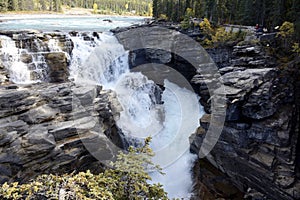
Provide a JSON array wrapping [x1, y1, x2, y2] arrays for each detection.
[[0, 138, 167, 200]]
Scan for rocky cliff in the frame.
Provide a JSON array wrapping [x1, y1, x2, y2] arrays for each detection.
[[191, 43, 300, 199], [0, 81, 123, 184], [0, 30, 129, 185]]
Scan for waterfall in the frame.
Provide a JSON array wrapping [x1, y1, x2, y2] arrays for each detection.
[[48, 38, 62, 52], [69, 32, 203, 199], [149, 80, 203, 199], [69, 32, 129, 88], [0, 35, 55, 83], [0, 36, 32, 83], [0, 17, 203, 199]]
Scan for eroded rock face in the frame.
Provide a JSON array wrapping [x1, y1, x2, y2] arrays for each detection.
[[191, 44, 300, 200], [0, 26, 298, 199], [0, 82, 123, 184]]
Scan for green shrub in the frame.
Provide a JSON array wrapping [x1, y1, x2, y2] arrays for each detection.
[[158, 14, 168, 21], [199, 19, 246, 47], [292, 43, 300, 55], [0, 138, 167, 200], [277, 21, 295, 38], [180, 8, 194, 30]]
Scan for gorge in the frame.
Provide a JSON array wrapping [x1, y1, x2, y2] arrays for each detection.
[[0, 18, 299, 200]]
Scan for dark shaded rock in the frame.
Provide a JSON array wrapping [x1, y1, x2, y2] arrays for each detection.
[[192, 159, 245, 200], [44, 52, 69, 83], [20, 54, 33, 63]]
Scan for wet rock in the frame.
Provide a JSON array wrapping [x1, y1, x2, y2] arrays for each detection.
[[44, 52, 69, 83], [20, 53, 33, 63]]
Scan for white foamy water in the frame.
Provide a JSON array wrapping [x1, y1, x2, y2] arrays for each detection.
[[0, 35, 62, 83], [69, 32, 129, 88], [70, 32, 204, 199], [0, 36, 32, 83], [149, 80, 203, 199]]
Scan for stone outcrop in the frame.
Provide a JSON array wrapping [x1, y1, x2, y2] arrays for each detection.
[[44, 52, 69, 83], [0, 82, 123, 184], [191, 43, 300, 200]]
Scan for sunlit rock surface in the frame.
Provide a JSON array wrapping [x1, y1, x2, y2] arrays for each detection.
[[0, 82, 123, 183]]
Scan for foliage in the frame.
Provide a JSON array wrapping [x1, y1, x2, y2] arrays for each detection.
[[0, 0, 153, 16], [199, 18, 246, 47], [152, 0, 300, 37], [0, 138, 168, 200], [199, 18, 214, 36], [158, 14, 168, 21], [93, 3, 97, 14], [292, 43, 300, 54], [276, 21, 297, 53], [180, 8, 194, 30], [277, 21, 295, 38]]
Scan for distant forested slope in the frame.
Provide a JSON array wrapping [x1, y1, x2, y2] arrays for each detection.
[[0, 0, 153, 16], [153, 0, 299, 33]]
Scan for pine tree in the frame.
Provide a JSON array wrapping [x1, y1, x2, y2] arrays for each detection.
[[0, 0, 8, 11]]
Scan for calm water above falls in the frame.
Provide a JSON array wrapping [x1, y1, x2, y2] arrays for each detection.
[[0, 15, 146, 32]]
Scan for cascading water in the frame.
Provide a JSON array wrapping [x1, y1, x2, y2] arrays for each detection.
[[0, 29, 202, 198], [48, 38, 62, 52], [69, 32, 204, 199], [0, 35, 32, 83], [0, 35, 56, 83], [69, 32, 129, 88]]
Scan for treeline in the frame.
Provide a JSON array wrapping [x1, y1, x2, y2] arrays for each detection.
[[0, 0, 63, 12], [94, 0, 152, 15], [0, 0, 152, 16], [153, 0, 300, 31]]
